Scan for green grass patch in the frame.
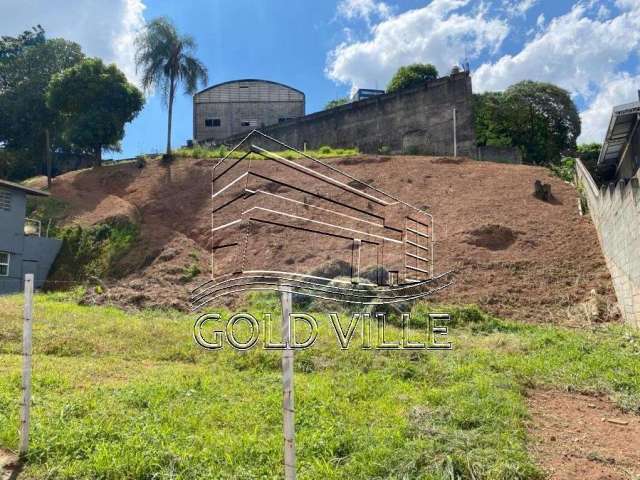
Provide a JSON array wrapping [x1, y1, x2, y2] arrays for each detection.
[[0, 294, 638, 479], [176, 144, 359, 160]]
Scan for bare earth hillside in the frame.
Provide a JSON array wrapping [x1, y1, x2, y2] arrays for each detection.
[[33, 155, 616, 324]]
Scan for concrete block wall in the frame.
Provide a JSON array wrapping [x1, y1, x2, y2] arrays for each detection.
[[576, 158, 640, 327], [207, 72, 475, 157]]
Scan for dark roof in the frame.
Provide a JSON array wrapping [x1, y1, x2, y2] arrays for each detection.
[[0, 179, 50, 197], [598, 100, 640, 173], [195, 79, 305, 98]]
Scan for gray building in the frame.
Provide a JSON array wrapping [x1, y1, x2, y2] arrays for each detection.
[[0, 179, 62, 294], [193, 79, 305, 144], [352, 88, 385, 102]]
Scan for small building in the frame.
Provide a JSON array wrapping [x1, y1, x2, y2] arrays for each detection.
[[193, 79, 305, 144], [352, 88, 385, 102], [0, 179, 62, 294], [597, 97, 640, 181]]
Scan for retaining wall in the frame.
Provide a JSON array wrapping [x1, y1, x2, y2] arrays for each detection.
[[206, 72, 476, 156], [576, 158, 640, 327]]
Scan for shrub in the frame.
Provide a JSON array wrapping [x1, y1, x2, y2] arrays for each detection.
[[319, 145, 332, 154], [49, 217, 139, 284], [550, 156, 576, 183]]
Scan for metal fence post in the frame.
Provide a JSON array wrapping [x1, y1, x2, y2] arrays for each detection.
[[280, 288, 296, 480], [20, 273, 34, 457], [453, 107, 457, 158]]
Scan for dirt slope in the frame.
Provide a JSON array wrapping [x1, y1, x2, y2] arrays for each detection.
[[34, 155, 616, 323]]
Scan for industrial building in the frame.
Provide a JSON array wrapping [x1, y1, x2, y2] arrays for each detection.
[[193, 79, 305, 144]]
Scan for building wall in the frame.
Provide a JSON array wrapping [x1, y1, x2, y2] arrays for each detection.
[[208, 72, 476, 156], [194, 80, 305, 143], [0, 187, 62, 294], [615, 123, 640, 180], [576, 158, 640, 327], [476, 145, 522, 164]]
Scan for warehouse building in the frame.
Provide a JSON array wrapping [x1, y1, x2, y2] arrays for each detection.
[[193, 79, 305, 144]]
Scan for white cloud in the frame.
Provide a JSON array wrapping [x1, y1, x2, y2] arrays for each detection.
[[473, 3, 640, 97], [327, 0, 509, 92], [503, 0, 538, 17], [579, 73, 640, 143], [337, 0, 392, 24], [0, 0, 146, 85], [536, 13, 545, 28]]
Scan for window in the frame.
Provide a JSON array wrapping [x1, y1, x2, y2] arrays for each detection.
[[238, 84, 250, 89], [0, 252, 9, 276], [0, 189, 10, 211], [278, 117, 293, 123], [241, 119, 257, 127], [205, 118, 221, 128]]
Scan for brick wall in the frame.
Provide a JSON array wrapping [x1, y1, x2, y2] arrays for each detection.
[[576, 158, 640, 327], [205, 72, 476, 156]]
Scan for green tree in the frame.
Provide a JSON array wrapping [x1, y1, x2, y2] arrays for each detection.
[[504, 81, 581, 164], [473, 92, 513, 148], [0, 28, 84, 183], [325, 97, 350, 109], [387, 63, 438, 93], [46, 58, 144, 167], [474, 81, 581, 165], [135, 17, 208, 157]]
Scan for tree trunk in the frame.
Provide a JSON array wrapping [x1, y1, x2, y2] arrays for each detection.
[[45, 129, 52, 189], [95, 145, 102, 168], [166, 74, 176, 156]]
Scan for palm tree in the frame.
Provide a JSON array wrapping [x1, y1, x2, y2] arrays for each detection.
[[135, 17, 208, 156]]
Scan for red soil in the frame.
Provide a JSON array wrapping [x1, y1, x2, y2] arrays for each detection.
[[32, 154, 616, 323]]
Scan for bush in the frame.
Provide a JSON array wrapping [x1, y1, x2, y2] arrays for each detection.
[[550, 157, 576, 183], [49, 217, 139, 284], [318, 145, 332, 154]]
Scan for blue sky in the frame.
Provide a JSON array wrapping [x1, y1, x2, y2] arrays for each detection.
[[2, 0, 640, 156]]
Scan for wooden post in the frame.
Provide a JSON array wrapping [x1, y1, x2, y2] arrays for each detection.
[[20, 273, 34, 457], [280, 289, 296, 480]]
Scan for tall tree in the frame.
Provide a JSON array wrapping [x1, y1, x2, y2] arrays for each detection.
[[387, 63, 439, 93], [474, 81, 581, 165], [0, 28, 83, 184], [504, 81, 581, 163], [135, 17, 208, 156], [46, 58, 144, 167]]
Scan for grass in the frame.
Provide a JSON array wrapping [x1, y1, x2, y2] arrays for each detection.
[[0, 293, 639, 479], [175, 144, 359, 161]]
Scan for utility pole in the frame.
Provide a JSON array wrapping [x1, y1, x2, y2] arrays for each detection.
[[453, 107, 458, 158]]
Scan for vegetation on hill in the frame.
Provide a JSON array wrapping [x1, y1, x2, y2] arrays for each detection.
[[387, 63, 439, 93], [0, 294, 638, 478], [176, 144, 359, 160], [474, 81, 581, 166], [325, 97, 350, 109], [48, 218, 140, 286], [135, 17, 208, 157]]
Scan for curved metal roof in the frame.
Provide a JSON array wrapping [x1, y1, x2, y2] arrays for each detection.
[[195, 79, 305, 98]]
